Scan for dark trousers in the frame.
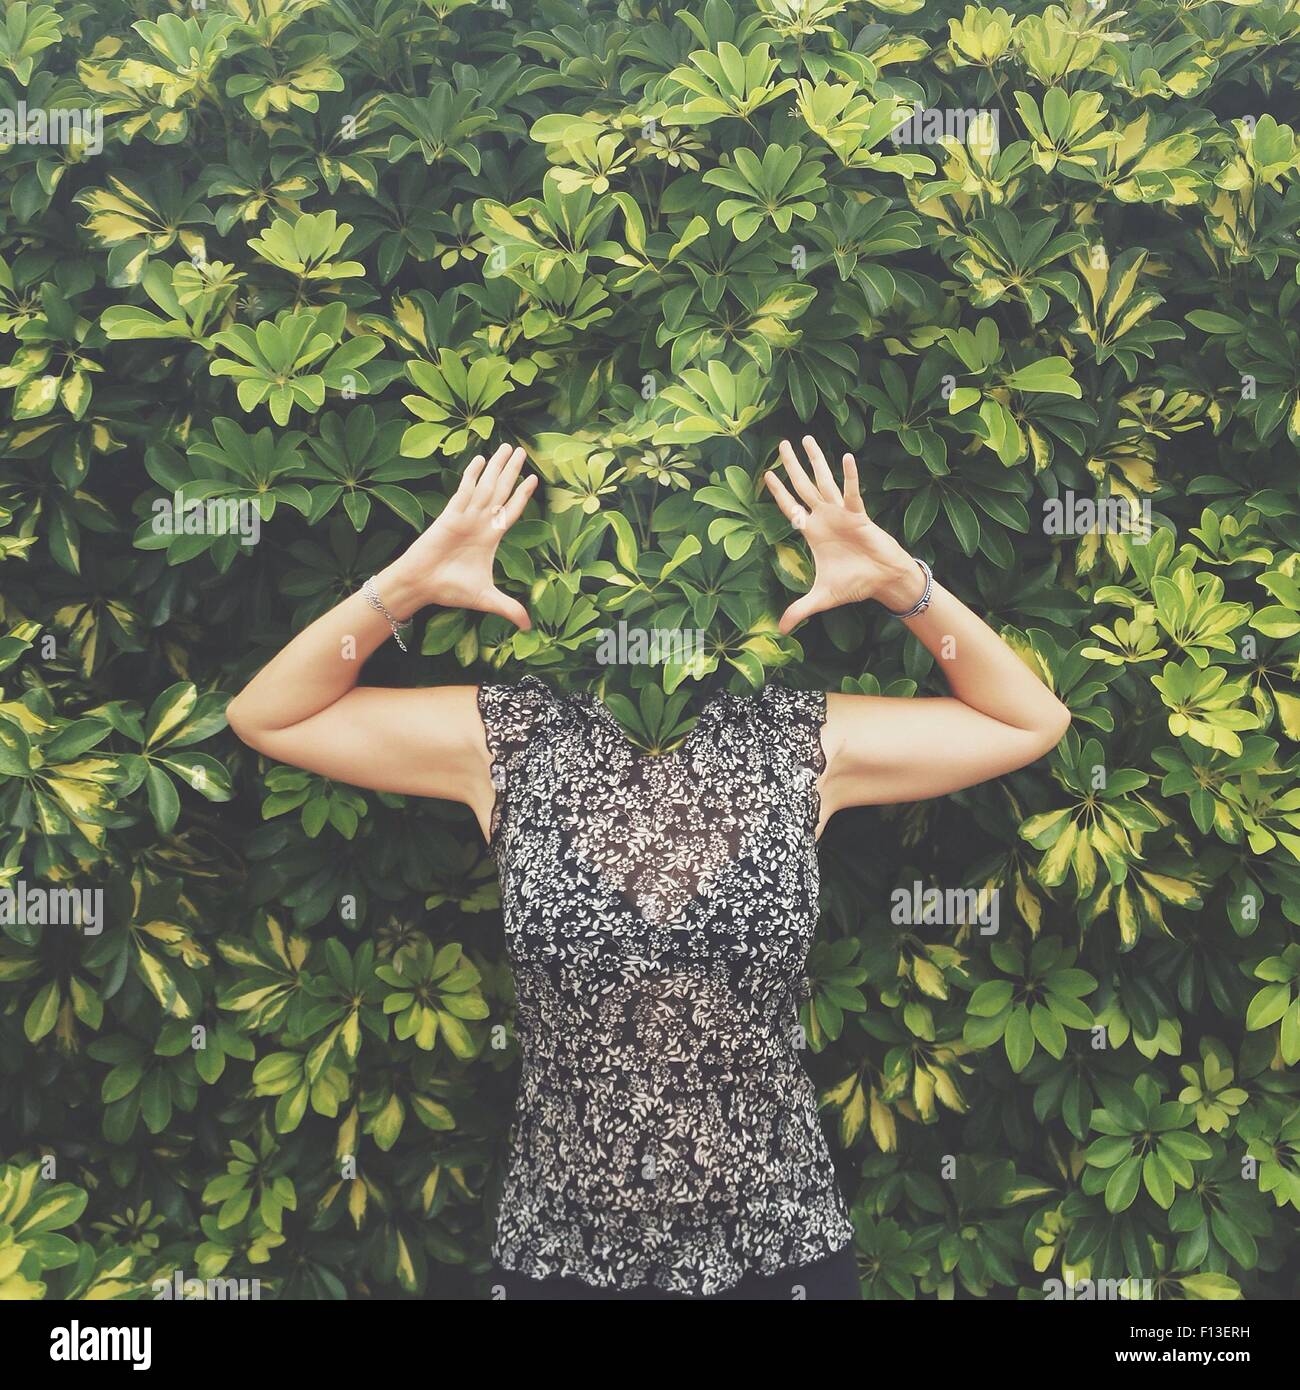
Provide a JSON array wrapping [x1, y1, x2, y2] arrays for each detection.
[[491, 1243, 860, 1301]]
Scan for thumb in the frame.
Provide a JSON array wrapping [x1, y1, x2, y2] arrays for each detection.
[[778, 588, 828, 635], [483, 585, 531, 631]]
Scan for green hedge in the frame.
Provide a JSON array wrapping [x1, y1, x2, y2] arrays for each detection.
[[1, 0, 1299, 1300]]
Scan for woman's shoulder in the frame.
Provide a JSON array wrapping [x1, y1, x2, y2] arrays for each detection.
[[476, 671, 555, 704], [748, 682, 830, 774], [753, 679, 828, 722], [475, 673, 570, 753]]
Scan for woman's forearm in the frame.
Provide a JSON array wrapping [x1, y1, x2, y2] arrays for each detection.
[[879, 570, 1070, 738], [226, 558, 425, 738], [225, 445, 533, 748]]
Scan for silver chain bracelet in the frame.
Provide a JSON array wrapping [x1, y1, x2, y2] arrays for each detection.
[[362, 575, 412, 653], [884, 558, 934, 619]]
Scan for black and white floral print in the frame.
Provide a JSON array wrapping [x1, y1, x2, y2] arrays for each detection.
[[477, 673, 856, 1296]]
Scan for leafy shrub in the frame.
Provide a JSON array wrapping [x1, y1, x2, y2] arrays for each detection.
[[0, 0, 1298, 1300]]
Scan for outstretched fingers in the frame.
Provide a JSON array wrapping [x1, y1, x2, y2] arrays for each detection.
[[763, 468, 810, 531], [449, 450, 491, 510], [469, 443, 520, 511], [800, 435, 842, 502], [446, 443, 528, 517], [491, 472, 538, 533], [776, 438, 824, 510], [487, 444, 528, 511], [841, 452, 866, 513]]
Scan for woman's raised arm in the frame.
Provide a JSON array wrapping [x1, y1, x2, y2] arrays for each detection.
[[225, 444, 535, 834], [764, 436, 1072, 816]]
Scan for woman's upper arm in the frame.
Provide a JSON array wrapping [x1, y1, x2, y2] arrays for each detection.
[[228, 684, 493, 818], [820, 691, 1066, 812]]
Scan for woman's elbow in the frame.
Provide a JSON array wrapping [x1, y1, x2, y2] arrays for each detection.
[[225, 695, 265, 750], [1040, 701, 1072, 751]]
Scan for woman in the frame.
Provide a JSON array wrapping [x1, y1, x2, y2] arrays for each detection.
[[226, 436, 1072, 1301]]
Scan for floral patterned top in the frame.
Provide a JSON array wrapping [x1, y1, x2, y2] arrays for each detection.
[[476, 673, 855, 1296]]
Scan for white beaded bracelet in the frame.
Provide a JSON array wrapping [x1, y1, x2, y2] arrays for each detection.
[[884, 558, 934, 619]]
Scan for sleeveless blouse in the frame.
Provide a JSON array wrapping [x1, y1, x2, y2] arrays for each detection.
[[476, 674, 855, 1296]]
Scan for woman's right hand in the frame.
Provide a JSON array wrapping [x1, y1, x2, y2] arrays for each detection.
[[377, 443, 537, 629]]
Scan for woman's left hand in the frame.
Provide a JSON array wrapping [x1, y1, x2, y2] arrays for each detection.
[[763, 436, 927, 633]]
